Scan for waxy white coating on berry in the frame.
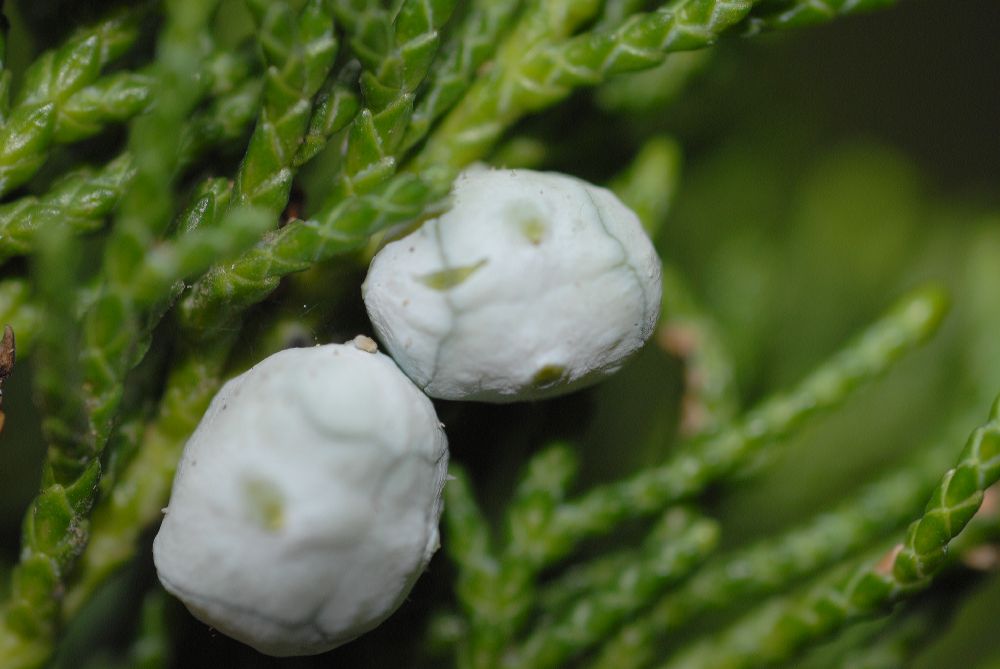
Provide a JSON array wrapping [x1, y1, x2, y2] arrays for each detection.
[[152, 343, 448, 657], [362, 167, 662, 402]]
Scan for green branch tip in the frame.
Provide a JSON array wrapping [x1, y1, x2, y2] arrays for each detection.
[[661, 398, 1000, 669], [537, 285, 948, 564]]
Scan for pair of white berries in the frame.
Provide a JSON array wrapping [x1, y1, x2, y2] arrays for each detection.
[[152, 168, 663, 656]]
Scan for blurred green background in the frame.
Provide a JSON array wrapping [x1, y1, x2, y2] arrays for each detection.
[[3, 0, 1000, 666]]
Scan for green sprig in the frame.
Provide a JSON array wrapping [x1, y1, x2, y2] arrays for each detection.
[[610, 136, 684, 238], [179, 168, 452, 333], [129, 590, 171, 669], [80, 0, 224, 459], [440, 445, 580, 669], [738, 0, 897, 34], [0, 5, 222, 666], [177, 58, 263, 159], [402, 0, 522, 151], [332, 0, 458, 201], [442, 465, 504, 669], [0, 279, 41, 356], [661, 398, 1000, 669], [331, 0, 393, 73], [130, 206, 272, 305], [417, 0, 758, 170], [534, 286, 947, 565], [293, 69, 361, 167], [0, 154, 134, 261], [63, 334, 235, 618], [30, 228, 92, 482], [53, 71, 154, 142], [0, 464, 99, 669], [0, 10, 141, 196], [0, 61, 260, 263], [2, 229, 99, 659], [588, 448, 951, 669], [508, 509, 719, 669], [235, 0, 338, 213]]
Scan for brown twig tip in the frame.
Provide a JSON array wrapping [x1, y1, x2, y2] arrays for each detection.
[[962, 545, 1000, 572], [658, 323, 711, 436], [875, 543, 905, 576], [0, 324, 14, 380], [975, 483, 1000, 520], [679, 396, 709, 437], [0, 325, 12, 434], [657, 323, 700, 357]]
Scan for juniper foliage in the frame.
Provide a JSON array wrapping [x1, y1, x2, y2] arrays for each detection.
[[0, 0, 998, 667]]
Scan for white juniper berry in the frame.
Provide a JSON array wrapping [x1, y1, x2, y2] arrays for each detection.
[[363, 167, 662, 402], [152, 342, 448, 656]]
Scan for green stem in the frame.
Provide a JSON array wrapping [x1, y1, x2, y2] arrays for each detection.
[[51, 71, 154, 143], [738, 0, 896, 34], [130, 207, 272, 306], [0, 4, 221, 666], [610, 136, 684, 240], [0, 9, 141, 196], [464, 444, 579, 664], [0, 279, 42, 357], [660, 398, 1000, 669], [234, 0, 337, 214], [292, 69, 361, 167], [80, 0, 223, 471], [179, 168, 452, 334], [400, 0, 523, 152], [0, 47, 260, 262], [329, 0, 458, 202], [442, 466, 504, 669], [507, 510, 719, 669], [587, 446, 952, 669], [31, 228, 91, 483], [0, 155, 134, 261], [538, 286, 947, 565], [62, 334, 235, 618], [415, 0, 759, 171]]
